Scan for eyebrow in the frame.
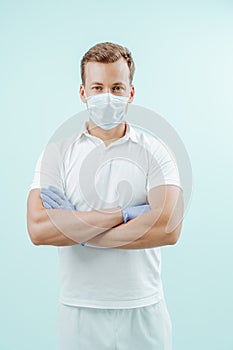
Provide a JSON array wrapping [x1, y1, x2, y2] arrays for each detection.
[[90, 82, 103, 86], [90, 82, 126, 87], [112, 82, 126, 87]]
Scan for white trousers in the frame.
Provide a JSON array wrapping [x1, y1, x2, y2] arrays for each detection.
[[57, 298, 172, 350]]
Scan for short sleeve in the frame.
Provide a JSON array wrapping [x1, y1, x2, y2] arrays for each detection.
[[146, 138, 183, 192], [29, 142, 64, 193]]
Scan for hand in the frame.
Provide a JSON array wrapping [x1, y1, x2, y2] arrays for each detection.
[[40, 186, 108, 249], [121, 204, 152, 223], [40, 185, 75, 210]]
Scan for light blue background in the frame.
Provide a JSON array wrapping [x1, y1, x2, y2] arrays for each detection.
[[1, 1, 232, 349]]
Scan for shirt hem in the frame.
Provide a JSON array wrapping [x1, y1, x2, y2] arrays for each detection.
[[58, 293, 163, 309]]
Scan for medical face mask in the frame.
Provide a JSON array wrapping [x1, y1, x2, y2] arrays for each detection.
[[85, 92, 129, 130]]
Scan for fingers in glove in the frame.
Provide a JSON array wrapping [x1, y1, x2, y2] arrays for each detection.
[[47, 185, 65, 200], [142, 204, 152, 212], [138, 204, 151, 215], [42, 201, 52, 209], [46, 186, 75, 210], [40, 192, 61, 209], [41, 188, 64, 206]]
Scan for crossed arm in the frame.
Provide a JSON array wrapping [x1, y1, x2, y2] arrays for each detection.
[[85, 185, 184, 249], [27, 185, 183, 249]]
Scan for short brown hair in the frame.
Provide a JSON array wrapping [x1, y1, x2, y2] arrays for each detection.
[[80, 41, 135, 86]]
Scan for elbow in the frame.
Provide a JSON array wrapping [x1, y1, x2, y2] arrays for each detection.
[[167, 233, 179, 245], [32, 231, 41, 246], [32, 238, 41, 246], [27, 210, 44, 246], [27, 222, 41, 246], [166, 225, 182, 245], [164, 210, 183, 246], [26, 190, 45, 246]]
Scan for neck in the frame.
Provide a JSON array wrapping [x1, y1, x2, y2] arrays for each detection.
[[87, 120, 127, 142]]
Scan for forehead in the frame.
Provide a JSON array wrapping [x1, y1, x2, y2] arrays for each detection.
[[85, 57, 130, 85]]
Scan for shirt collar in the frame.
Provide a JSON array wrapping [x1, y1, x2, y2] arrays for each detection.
[[77, 119, 138, 143]]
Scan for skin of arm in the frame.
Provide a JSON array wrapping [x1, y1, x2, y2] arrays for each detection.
[[84, 185, 184, 249], [27, 189, 124, 246]]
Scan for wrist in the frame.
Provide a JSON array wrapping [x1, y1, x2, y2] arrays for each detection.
[[116, 206, 125, 223], [121, 207, 129, 223]]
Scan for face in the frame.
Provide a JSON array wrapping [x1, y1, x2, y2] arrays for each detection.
[[79, 57, 135, 106]]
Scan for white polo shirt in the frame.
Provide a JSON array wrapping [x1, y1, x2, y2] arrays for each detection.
[[30, 118, 182, 309]]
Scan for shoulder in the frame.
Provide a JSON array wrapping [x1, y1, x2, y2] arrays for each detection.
[[130, 125, 169, 155]]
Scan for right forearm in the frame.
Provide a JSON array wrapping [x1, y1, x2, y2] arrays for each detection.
[[33, 207, 124, 246]]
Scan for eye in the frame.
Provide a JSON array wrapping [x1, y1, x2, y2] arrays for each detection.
[[113, 86, 124, 92], [92, 86, 102, 91]]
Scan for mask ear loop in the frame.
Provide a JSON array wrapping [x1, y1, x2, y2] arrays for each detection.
[[83, 89, 88, 100], [83, 89, 89, 110], [124, 94, 131, 115]]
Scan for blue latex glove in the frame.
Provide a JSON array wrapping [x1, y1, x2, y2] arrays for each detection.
[[40, 186, 107, 248], [40, 185, 75, 210], [121, 204, 152, 223]]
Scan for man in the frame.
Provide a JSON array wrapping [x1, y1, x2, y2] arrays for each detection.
[[27, 41, 184, 350]]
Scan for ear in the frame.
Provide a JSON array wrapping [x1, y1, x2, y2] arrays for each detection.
[[79, 84, 87, 104], [128, 85, 135, 104]]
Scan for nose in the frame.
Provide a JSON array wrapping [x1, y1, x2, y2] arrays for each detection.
[[102, 88, 111, 94]]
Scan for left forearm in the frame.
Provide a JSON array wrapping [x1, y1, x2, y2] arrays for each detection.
[[85, 208, 175, 250]]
